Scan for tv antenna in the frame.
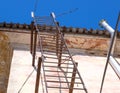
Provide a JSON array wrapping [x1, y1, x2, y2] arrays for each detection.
[[56, 8, 79, 17], [33, 0, 79, 17]]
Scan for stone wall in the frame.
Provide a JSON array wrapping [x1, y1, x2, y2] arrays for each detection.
[[0, 32, 13, 93]]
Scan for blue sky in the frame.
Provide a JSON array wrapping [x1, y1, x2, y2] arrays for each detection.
[[0, 0, 119, 30]]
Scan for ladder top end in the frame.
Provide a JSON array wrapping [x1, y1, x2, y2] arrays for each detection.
[[51, 12, 56, 19], [31, 11, 35, 18]]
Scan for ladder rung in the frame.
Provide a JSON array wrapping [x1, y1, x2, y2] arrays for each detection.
[[42, 49, 69, 53], [41, 35, 54, 38], [42, 42, 56, 45], [44, 70, 62, 73], [61, 55, 70, 58], [44, 56, 58, 59], [47, 86, 84, 90], [43, 52, 56, 56], [46, 80, 69, 83], [44, 61, 58, 63], [47, 86, 68, 89], [43, 65, 73, 69], [44, 70, 75, 73], [43, 51, 69, 55], [62, 59, 72, 61], [42, 45, 56, 48], [44, 61, 73, 65], [45, 75, 80, 79], [42, 44, 56, 48], [42, 40, 62, 43], [43, 50, 56, 53], [46, 80, 82, 84], [41, 36, 56, 39], [39, 34, 56, 36]]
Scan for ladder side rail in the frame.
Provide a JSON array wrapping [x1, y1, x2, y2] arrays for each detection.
[[36, 25, 49, 93], [30, 21, 35, 54], [35, 57, 42, 93]]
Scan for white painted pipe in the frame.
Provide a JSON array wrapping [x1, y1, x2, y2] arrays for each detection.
[[109, 56, 120, 78], [99, 20, 114, 35]]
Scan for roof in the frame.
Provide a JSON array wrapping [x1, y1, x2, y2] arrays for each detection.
[[0, 22, 120, 38]]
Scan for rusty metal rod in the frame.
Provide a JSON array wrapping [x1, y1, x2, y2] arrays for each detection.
[[30, 21, 34, 54], [35, 57, 42, 93], [45, 75, 80, 79], [58, 33, 64, 67], [46, 80, 81, 84], [56, 31, 59, 56], [69, 63, 78, 93], [32, 30, 37, 66], [47, 86, 84, 90]]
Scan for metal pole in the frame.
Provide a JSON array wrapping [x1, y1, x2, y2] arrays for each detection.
[[58, 35, 63, 67], [99, 12, 120, 93], [32, 29, 37, 66], [30, 21, 34, 54], [35, 57, 42, 93], [69, 62, 78, 93]]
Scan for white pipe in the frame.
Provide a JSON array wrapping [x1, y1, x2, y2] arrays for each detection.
[[99, 20, 114, 35], [109, 56, 120, 78]]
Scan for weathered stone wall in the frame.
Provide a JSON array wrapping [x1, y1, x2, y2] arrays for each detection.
[[64, 34, 109, 55], [65, 34, 109, 51], [0, 32, 13, 93], [64, 34, 120, 56]]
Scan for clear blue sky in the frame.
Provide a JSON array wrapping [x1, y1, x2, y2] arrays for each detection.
[[0, 0, 119, 30]]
